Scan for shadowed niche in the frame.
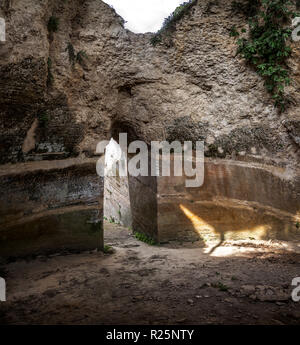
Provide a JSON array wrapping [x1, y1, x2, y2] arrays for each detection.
[[104, 120, 158, 240]]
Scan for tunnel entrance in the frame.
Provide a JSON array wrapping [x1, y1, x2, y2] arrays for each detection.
[[103, 137, 132, 227], [103, 121, 158, 241]]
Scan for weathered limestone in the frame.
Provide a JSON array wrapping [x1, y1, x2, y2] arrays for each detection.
[[108, 156, 300, 243], [0, 0, 299, 166], [128, 174, 158, 240], [0, 0, 299, 246], [104, 175, 132, 227], [0, 159, 103, 259], [157, 159, 300, 242]]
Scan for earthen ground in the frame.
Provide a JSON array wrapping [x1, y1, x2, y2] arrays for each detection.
[[1, 221, 300, 325]]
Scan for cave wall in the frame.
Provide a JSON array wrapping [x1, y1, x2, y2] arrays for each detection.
[[0, 158, 103, 259], [0, 0, 299, 245], [157, 159, 300, 242], [0, 0, 299, 166]]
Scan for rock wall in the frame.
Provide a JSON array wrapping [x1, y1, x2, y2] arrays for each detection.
[[0, 0, 299, 164], [0, 158, 103, 260], [157, 159, 300, 242], [0, 0, 299, 245]]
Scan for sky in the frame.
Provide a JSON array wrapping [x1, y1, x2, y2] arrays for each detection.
[[102, 0, 184, 33]]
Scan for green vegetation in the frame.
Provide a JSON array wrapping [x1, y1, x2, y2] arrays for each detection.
[[117, 205, 122, 219], [38, 112, 49, 127], [103, 245, 113, 254], [229, 26, 240, 38], [66, 43, 76, 65], [150, 0, 197, 46], [231, 0, 260, 18], [150, 34, 162, 47], [231, 0, 299, 111], [47, 57, 53, 86], [134, 232, 157, 246], [212, 281, 229, 292], [103, 215, 121, 225], [76, 50, 88, 66], [296, 221, 300, 229], [109, 216, 115, 224], [47, 16, 59, 33], [66, 43, 88, 67], [89, 221, 102, 234]]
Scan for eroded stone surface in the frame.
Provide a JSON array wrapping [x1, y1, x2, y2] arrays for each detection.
[[0, 0, 299, 167], [0, 159, 103, 259], [0, 0, 299, 244]]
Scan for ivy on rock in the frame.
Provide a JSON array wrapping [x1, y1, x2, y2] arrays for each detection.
[[231, 0, 299, 111]]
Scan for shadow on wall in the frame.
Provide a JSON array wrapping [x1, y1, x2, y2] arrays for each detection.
[[157, 159, 300, 246], [104, 123, 300, 247], [179, 202, 300, 254]]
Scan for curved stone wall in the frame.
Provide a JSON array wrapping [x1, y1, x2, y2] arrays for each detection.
[[157, 159, 300, 242], [0, 158, 103, 261]]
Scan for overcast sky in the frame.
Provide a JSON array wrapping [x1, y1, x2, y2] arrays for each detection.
[[102, 0, 184, 33]]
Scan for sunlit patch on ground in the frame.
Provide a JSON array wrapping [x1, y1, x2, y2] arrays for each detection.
[[1, 222, 300, 325]]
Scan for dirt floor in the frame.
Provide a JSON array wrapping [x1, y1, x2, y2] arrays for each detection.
[[1, 221, 300, 325]]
